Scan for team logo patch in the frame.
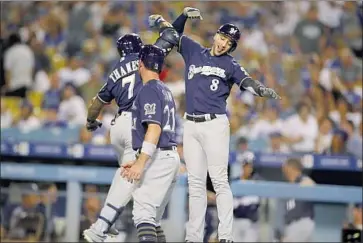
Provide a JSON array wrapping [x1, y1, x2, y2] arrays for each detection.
[[229, 28, 237, 35], [144, 103, 156, 115]]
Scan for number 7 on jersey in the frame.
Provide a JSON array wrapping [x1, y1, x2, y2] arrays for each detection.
[[122, 74, 136, 99]]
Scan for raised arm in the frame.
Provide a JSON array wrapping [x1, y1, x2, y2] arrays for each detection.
[[150, 7, 202, 55], [149, 7, 202, 34]]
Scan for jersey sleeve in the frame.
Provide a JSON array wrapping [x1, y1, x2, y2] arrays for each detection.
[[138, 87, 163, 126], [97, 79, 114, 104], [178, 35, 203, 62], [229, 59, 251, 87]]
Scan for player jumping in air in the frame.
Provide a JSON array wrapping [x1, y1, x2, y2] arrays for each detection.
[[149, 13, 280, 242]]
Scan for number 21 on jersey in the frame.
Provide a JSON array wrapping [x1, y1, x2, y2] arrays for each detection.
[[163, 105, 175, 132]]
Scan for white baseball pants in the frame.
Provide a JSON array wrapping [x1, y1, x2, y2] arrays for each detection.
[[184, 114, 233, 242]]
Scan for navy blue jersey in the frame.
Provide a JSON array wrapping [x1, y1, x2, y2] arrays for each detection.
[[97, 54, 142, 113], [232, 173, 262, 222], [178, 36, 251, 115], [131, 79, 177, 150], [284, 175, 314, 224]]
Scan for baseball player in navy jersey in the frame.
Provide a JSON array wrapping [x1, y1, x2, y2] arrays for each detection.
[[232, 151, 263, 242], [150, 14, 281, 242], [83, 8, 202, 241], [282, 158, 315, 242], [120, 44, 180, 243]]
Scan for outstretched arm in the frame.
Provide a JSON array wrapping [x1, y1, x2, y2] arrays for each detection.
[[149, 7, 202, 34], [240, 78, 281, 100]]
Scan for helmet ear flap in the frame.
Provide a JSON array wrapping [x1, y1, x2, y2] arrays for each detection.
[[228, 42, 237, 53]]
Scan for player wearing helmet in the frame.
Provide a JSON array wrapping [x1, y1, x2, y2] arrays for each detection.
[[149, 14, 281, 242], [83, 7, 202, 242], [121, 45, 180, 243]]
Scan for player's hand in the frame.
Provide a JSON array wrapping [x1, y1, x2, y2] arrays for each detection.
[[259, 87, 281, 100], [86, 119, 102, 132], [183, 7, 203, 20], [121, 160, 144, 181], [148, 15, 172, 28]]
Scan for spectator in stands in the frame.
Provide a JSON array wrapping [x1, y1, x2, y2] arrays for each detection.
[[42, 72, 62, 110], [282, 158, 315, 242], [232, 151, 262, 242], [79, 64, 103, 104], [292, 4, 326, 55], [0, 98, 13, 128], [341, 2, 363, 59], [342, 120, 362, 159], [337, 48, 362, 85], [248, 102, 283, 140], [58, 55, 91, 87], [267, 131, 290, 153], [4, 183, 45, 241], [58, 82, 87, 126], [12, 99, 41, 132], [2, 33, 35, 98], [65, 2, 91, 56], [283, 101, 318, 153], [42, 105, 67, 128], [314, 117, 334, 154], [331, 129, 348, 155]]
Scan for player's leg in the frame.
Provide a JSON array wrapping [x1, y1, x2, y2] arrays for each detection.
[[183, 120, 208, 242], [154, 178, 177, 242], [202, 115, 233, 241], [283, 218, 315, 242], [84, 113, 136, 242], [234, 219, 258, 242], [132, 150, 180, 242], [232, 218, 244, 242]]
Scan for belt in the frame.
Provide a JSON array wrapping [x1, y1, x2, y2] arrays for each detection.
[[185, 113, 217, 123], [135, 146, 177, 154]]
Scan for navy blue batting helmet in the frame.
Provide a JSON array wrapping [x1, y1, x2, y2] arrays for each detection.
[[217, 23, 241, 53], [116, 33, 143, 57], [139, 44, 165, 73]]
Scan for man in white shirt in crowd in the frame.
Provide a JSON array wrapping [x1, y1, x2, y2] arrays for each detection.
[[58, 55, 91, 87], [248, 103, 283, 140], [13, 99, 41, 132], [283, 102, 318, 153], [2, 33, 34, 98], [58, 83, 87, 126]]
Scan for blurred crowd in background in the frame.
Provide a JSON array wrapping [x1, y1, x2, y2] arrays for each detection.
[[1, 1, 362, 158], [0, 1, 362, 242]]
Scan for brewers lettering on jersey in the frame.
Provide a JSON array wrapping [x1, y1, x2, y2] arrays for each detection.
[[180, 37, 249, 115], [148, 11, 280, 243]]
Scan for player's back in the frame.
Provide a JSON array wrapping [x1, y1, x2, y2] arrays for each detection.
[[131, 79, 177, 150], [99, 53, 143, 113]]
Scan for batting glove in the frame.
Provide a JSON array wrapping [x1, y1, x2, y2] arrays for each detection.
[[183, 7, 203, 20], [86, 119, 102, 132], [259, 87, 281, 100], [148, 14, 172, 28]]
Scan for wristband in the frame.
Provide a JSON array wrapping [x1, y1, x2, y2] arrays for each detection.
[[141, 141, 157, 157]]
